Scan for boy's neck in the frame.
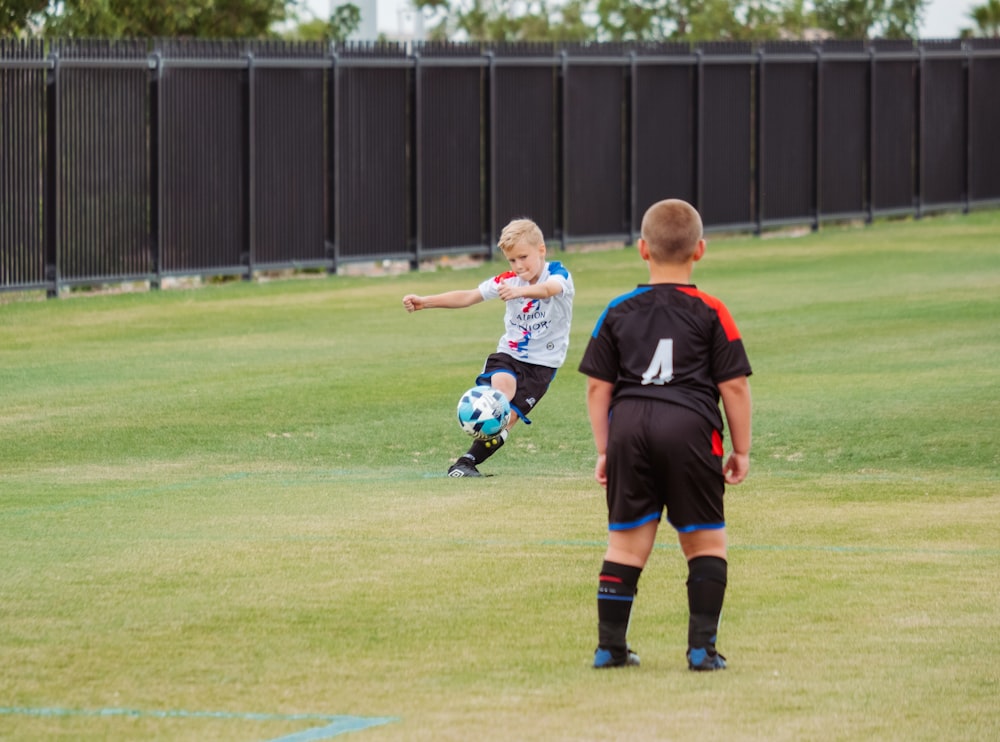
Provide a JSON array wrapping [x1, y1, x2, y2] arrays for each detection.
[[647, 262, 694, 285]]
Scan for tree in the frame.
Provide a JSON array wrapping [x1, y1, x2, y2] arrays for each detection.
[[811, 0, 927, 40], [39, 0, 300, 38], [968, 0, 1000, 37], [415, 0, 817, 43], [287, 2, 361, 41], [416, 0, 593, 41], [0, 0, 49, 36]]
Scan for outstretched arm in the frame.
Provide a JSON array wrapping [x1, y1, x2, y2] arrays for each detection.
[[402, 289, 484, 312], [718, 375, 752, 485]]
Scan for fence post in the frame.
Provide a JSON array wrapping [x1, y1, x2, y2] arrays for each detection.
[[812, 44, 822, 232], [413, 49, 423, 269], [244, 49, 255, 280], [558, 49, 568, 252], [755, 46, 764, 236], [43, 50, 59, 298], [867, 45, 876, 225], [149, 50, 163, 290], [963, 42, 971, 215], [628, 50, 638, 245], [485, 49, 497, 259], [916, 43, 925, 220], [328, 44, 339, 275], [695, 48, 704, 216]]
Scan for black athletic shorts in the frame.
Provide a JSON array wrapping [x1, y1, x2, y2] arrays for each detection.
[[476, 352, 557, 425], [605, 397, 725, 533]]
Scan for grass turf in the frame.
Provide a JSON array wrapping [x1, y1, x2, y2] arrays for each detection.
[[1, 210, 998, 740]]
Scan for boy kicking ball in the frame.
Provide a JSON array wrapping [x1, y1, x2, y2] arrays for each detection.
[[578, 199, 752, 670], [403, 218, 574, 477]]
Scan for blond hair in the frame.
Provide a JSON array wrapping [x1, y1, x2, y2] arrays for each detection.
[[498, 218, 544, 254], [640, 199, 703, 263]]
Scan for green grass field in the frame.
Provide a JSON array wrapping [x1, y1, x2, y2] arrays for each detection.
[[1, 211, 998, 741]]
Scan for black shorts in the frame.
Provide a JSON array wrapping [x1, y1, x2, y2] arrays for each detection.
[[605, 398, 725, 533], [476, 352, 557, 424]]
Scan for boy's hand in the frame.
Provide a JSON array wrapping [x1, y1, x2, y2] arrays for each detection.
[[496, 281, 522, 301], [402, 294, 424, 312], [594, 453, 608, 487], [723, 452, 749, 485]]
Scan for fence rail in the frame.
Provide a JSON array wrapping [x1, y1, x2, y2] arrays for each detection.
[[2, 37, 1000, 296]]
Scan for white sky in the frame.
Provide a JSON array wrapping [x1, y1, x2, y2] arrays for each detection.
[[304, 0, 980, 39], [920, 0, 978, 38]]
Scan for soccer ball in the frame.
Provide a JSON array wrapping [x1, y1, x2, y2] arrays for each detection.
[[456, 385, 511, 440]]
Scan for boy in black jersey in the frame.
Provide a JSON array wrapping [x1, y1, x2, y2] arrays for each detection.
[[578, 199, 752, 671]]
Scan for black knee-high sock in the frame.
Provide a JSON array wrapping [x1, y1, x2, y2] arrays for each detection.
[[686, 556, 728, 651], [597, 561, 642, 655], [460, 430, 506, 465]]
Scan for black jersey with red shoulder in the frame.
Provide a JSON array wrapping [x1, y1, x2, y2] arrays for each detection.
[[578, 283, 752, 430]]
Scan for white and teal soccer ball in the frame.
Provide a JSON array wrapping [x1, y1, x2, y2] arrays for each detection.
[[457, 385, 511, 440]]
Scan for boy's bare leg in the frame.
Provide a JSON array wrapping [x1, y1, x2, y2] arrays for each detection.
[[605, 520, 659, 567]]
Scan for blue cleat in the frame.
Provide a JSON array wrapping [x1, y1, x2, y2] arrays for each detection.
[[687, 647, 727, 671], [593, 647, 640, 669]]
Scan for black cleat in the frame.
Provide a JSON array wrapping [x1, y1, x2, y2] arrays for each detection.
[[447, 459, 482, 478]]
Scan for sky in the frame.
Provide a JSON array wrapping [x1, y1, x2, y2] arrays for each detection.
[[920, 0, 978, 38], [304, 0, 981, 40]]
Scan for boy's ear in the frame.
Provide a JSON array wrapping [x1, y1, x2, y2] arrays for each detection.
[[692, 239, 706, 262], [637, 238, 651, 262]]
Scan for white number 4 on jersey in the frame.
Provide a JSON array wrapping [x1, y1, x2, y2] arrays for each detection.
[[642, 339, 674, 385]]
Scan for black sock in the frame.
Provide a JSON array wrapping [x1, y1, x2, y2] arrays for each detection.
[[597, 560, 642, 655], [460, 430, 506, 465], [686, 555, 728, 651]]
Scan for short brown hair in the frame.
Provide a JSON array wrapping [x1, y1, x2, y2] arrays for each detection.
[[498, 218, 544, 254], [640, 199, 703, 263]]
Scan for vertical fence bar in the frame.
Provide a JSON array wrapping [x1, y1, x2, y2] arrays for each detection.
[[245, 50, 255, 279], [44, 50, 59, 297], [755, 47, 764, 235], [329, 46, 340, 272], [486, 50, 497, 256], [558, 49, 568, 251], [150, 51, 163, 288]]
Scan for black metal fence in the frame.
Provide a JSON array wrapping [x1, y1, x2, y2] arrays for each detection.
[[2, 37, 1000, 295]]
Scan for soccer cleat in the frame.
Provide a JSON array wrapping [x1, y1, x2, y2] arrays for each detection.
[[447, 459, 481, 478], [593, 647, 640, 669], [687, 647, 727, 671]]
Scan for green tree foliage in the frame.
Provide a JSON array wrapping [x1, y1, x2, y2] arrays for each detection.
[[288, 2, 361, 41], [812, 0, 926, 39], [968, 0, 1000, 37], [413, 0, 928, 43], [592, 0, 807, 41], [415, 0, 592, 41], [38, 0, 299, 38], [1, 0, 48, 36]]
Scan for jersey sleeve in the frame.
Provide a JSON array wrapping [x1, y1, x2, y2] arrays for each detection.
[[546, 261, 574, 298], [578, 312, 619, 383], [478, 270, 517, 300], [708, 304, 752, 383]]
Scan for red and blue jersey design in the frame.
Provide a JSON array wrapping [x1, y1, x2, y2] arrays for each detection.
[[478, 261, 575, 368], [578, 282, 751, 430]]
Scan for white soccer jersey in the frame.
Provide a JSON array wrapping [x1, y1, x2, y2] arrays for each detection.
[[477, 260, 575, 368]]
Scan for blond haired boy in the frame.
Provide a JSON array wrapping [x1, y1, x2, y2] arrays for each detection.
[[578, 199, 752, 670], [403, 218, 575, 476]]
